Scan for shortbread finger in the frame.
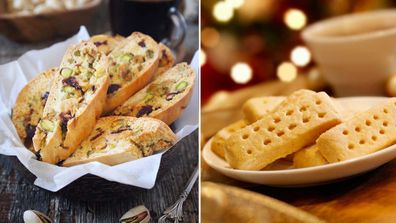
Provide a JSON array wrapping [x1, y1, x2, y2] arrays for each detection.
[[211, 120, 247, 158], [293, 145, 327, 168], [317, 98, 396, 163], [242, 96, 284, 124], [225, 89, 342, 170]]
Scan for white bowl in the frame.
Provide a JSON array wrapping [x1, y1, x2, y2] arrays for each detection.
[[203, 97, 396, 187]]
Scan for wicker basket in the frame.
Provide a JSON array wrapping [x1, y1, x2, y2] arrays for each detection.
[[11, 130, 197, 201]]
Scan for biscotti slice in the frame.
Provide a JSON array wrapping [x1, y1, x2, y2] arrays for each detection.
[[242, 96, 284, 124], [225, 89, 342, 170], [32, 41, 109, 164], [12, 68, 57, 149], [89, 34, 123, 55], [105, 32, 160, 112], [317, 98, 396, 163], [211, 120, 247, 159], [293, 145, 328, 168], [112, 63, 195, 125], [154, 43, 175, 77], [63, 116, 176, 166]]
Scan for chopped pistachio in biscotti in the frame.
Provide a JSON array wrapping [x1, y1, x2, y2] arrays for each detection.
[[154, 43, 175, 77], [317, 98, 396, 163], [211, 120, 247, 159], [225, 89, 342, 170], [32, 41, 109, 164], [242, 96, 284, 124], [293, 144, 328, 168], [11, 68, 57, 150], [62, 116, 176, 166], [105, 32, 160, 112], [89, 34, 124, 55], [112, 63, 195, 125]]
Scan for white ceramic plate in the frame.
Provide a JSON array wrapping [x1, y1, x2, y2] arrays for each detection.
[[203, 97, 396, 187]]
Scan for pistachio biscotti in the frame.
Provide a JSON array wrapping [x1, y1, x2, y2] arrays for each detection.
[[317, 98, 396, 163], [89, 34, 123, 55], [225, 89, 342, 170], [105, 32, 160, 112], [155, 43, 175, 77], [12, 68, 57, 149], [63, 116, 176, 166], [112, 63, 195, 125], [32, 41, 109, 164]]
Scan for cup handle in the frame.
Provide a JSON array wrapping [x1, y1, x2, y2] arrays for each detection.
[[162, 7, 187, 49]]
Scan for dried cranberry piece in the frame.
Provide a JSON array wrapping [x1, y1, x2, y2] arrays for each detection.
[[94, 40, 108, 47], [138, 40, 146, 47], [136, 105, 153, 117], [41, 91, 49, 104], [24, 124, 36, 147], [60, 112, 73, 137], [166, 92, 179, 101], [62, 76, 82, 91], [107, 84, 121, 94]]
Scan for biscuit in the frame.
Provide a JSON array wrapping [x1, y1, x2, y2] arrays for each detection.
[[105, 32, 160, 112], [155, 43, 175, 77], [112, 63, 195, 125], [63, 116, 176, 166], [317, 98, 396, 163], [33, 41, 109, 164], [293, 144, 327, 168], [11, 68, 56, 149], [225, 89, 342, 170], [211, 120, 247, 158], [242, 96, 284, 124], [89, 34, 122, 55]]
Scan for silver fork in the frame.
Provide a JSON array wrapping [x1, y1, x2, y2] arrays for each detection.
[[158, 166, 198, 223]]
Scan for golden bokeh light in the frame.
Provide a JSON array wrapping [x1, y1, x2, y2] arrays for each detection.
[[290, 46, 311, 67], [283, 9, 307, 30], [231, 62, 253, 84], [213, 1, 234, 22], [201, 27, 220, 48], [226, 0, 245, 9], [200, 49, 207, 67], [277, 62, 297, 82]]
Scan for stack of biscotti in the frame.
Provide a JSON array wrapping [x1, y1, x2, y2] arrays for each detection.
[[11, 31, 193, 167], [211, 89, 396, 171]]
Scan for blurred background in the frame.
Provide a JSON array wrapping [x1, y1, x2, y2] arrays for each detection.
[[201, 0, 396, 104], [0, 0, 198, 64]]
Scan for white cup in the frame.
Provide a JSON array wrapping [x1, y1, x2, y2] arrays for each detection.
[[302, 10, 396, 96]]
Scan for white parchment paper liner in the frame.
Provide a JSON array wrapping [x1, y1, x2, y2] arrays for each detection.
[[0, 26, 199, 192]]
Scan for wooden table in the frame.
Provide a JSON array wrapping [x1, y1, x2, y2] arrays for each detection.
[[0, 1, 198, 222]]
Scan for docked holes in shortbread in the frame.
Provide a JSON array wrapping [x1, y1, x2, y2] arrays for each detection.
[[242, 96, 284, 124], [225, 89, 342, 170], [317, 98, 396, 163], [105, 32, 160, 112], [211, 97, 283, 159], [112, 63, 195, 125], [32, 41, 109, 164]]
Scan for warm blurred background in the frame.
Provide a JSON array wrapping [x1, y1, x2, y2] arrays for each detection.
[[201, 0, 396, 104]]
